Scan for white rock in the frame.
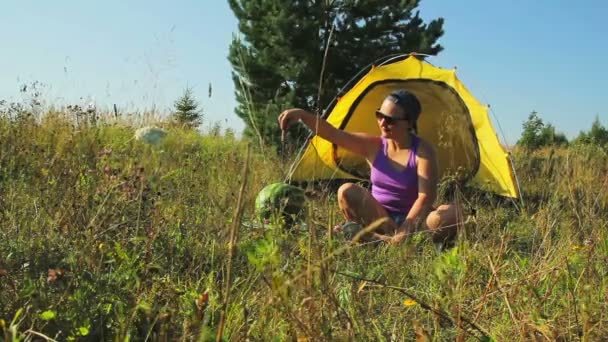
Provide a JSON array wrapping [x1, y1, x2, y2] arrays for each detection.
[[134, 126, 168, 144]]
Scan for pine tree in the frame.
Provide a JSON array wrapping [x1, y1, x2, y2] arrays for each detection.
[[173, 87, 203, 128], [228, 0, 445, 149]]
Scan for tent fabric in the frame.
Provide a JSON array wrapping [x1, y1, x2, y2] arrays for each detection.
[[290, 55, 519, 198]]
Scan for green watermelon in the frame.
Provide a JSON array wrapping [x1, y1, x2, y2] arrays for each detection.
[[255, 182, 306, 224]]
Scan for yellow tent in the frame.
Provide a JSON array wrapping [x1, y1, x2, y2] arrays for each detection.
[[290, 54, 519, 198]]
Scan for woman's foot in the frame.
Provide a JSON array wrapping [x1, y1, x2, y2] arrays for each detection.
[[333, 221, 363, 240]]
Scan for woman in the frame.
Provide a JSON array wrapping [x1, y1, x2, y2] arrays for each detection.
[[278, 90, 461, 245]]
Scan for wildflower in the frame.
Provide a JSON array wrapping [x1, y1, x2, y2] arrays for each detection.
[[403, 298, 417, 306], [98, 148, 112, 156]]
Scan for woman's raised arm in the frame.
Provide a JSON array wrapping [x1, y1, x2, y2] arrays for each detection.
[[278, 108, 379, 160]]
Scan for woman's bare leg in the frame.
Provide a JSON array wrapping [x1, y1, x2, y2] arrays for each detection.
[[338, 183, 463, 244], [425, 204, 463, 243], [337, 182, 398, 234]]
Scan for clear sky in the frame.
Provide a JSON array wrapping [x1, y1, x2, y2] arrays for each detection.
[[1, 1, 606, 144]]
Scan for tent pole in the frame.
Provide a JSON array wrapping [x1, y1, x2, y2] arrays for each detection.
[[508, 153, 525, 208], [485, 104, 525, 208]]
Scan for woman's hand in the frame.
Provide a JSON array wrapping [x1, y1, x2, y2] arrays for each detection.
[[371, 232, 406, 245], [390, 232, 408, 245], [390, 219, 415, 245], [278, 108, 308, 131]]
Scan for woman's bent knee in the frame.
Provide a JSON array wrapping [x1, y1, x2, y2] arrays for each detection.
[[426, 203, 462, 240], [337, 182, 359, 202], [426, 211, 441, 230]]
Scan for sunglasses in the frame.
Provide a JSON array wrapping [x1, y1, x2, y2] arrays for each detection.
[[375, 110, 408, 125]]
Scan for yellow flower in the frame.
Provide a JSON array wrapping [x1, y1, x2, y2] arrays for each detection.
[[403, 298, 417, 306]]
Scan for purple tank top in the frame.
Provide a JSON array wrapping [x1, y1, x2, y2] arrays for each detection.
[[370, 136, 419, 215]]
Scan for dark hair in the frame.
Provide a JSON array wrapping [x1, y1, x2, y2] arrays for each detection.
[[386, 90, 421, 133]]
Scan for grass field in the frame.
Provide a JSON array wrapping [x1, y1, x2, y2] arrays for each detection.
[[1, 110, 607, 341]]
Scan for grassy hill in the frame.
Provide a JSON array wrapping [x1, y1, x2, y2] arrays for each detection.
[[1, 111, 607, 341]]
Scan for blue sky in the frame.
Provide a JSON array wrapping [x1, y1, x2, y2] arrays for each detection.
[[0, 1, 606, 144]]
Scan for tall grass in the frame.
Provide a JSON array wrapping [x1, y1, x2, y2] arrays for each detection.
[[1, 110, 607, 341]]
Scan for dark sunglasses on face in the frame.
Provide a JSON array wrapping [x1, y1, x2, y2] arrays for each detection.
[[375, 110, 408, 125]]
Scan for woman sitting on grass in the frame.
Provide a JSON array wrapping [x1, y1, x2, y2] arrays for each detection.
[[278, 90, 461, 245]]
